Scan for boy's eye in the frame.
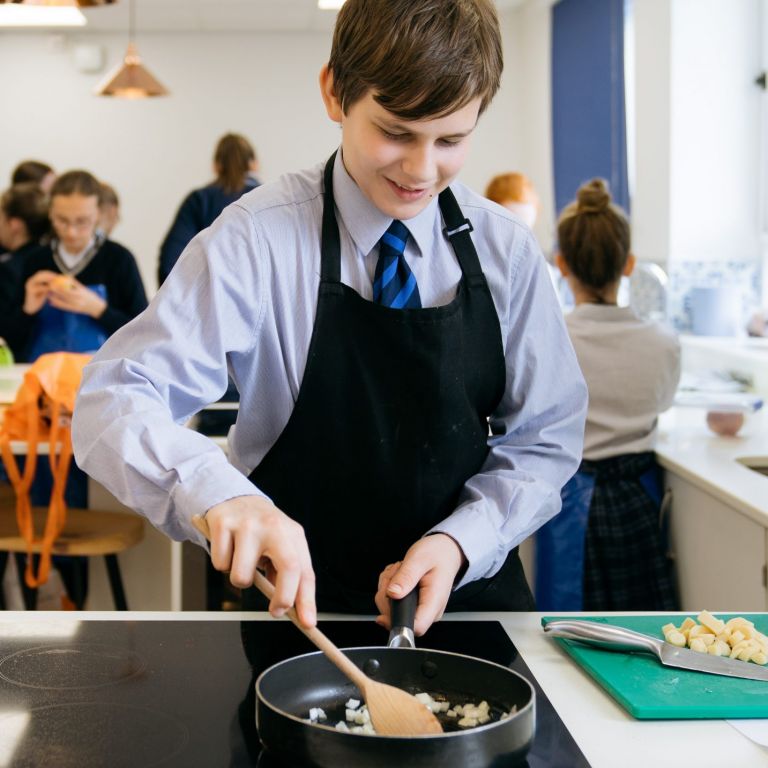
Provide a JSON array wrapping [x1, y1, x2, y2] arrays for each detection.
[[381, 128, 409, 141], [439, 138, 463, 147]]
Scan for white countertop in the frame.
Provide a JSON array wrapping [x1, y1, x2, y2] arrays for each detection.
[[2, 610, 766, 766], [656, 406, 768, 527]]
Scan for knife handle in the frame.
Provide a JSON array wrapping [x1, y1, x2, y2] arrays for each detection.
[[544, 620, 664, 656]]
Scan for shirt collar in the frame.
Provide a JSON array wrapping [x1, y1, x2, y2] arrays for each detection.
[[332, 149, 438, 259]]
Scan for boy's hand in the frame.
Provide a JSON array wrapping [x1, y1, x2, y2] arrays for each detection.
[[204, 496, 317, 628], [374, 533, 467, 636]]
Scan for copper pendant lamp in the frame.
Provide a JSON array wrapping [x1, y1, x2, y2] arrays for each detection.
[[95, 0, 168, 98]]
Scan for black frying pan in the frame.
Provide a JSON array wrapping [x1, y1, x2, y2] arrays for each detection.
[[255, 593, 535, 767]]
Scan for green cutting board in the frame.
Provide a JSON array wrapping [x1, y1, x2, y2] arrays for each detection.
[[541, 614, 768, 719]]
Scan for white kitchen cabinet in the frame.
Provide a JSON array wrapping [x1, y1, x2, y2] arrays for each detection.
[[666, 469, 768, 611]]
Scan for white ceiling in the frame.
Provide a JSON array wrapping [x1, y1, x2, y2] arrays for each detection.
[[73, 0, 525, 34]]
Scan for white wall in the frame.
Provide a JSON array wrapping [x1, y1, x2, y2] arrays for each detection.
[[668, 0, 762, 265], [0, 9, 525, 294], [513, 2, 555, 254], [631, 0, 672, 264]]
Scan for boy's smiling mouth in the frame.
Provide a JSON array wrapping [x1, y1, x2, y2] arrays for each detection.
[[386, 178, 431, 201]]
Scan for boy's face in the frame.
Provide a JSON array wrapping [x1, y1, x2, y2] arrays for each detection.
[[320, 67, 481, 221], [50, 193, 100, 253]]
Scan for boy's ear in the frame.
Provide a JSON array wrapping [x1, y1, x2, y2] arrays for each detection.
[[555, 252, 569, 277], [319, 64, 343, 123], [623, 252, 636, 277]]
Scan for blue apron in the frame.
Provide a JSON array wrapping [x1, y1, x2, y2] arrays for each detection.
[[535, 454, 664, 611], [25, 280, 108, 512], [26, 284, 108, 363]]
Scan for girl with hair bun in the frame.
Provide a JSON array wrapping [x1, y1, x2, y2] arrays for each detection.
[[535, 178, 680, 611]]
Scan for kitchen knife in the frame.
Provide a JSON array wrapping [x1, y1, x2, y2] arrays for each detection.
[[544, 619, 768, 682]]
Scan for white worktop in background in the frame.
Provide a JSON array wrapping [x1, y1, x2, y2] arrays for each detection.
[[657, 407, 768, 527], [680, 335, 768, 397]]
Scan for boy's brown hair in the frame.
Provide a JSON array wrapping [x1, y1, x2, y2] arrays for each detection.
[[50, 170, 103, 204], [328, 0, 503, 120]]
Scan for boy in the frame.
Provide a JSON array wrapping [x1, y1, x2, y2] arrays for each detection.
[[73, 0, 587, 634]]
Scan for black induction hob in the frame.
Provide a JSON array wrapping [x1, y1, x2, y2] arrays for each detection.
[[0, 618, 590, 767]]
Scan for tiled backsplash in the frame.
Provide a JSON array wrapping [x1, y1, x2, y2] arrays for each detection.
[[666, 260, 762, 333]]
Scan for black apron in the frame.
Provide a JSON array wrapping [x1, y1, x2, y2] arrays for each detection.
[[243, 154, 534, 614]]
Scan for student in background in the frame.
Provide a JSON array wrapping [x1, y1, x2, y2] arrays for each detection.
[[484, 171, 539, 229], [158, 133, 261, 286], [0, 184, 50, 359], [8, 170, 147, 608], [535, 178, 680, 612], [98, 182, 120, 237], [11, 160, 56, 195], [484, 171, 572, 307], [12, 170, 147, 363]]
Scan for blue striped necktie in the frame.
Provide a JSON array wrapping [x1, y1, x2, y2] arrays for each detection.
[[372, 220, 421, 309]]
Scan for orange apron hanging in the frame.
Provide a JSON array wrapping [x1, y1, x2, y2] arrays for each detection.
[[0, 352, 91, 588]]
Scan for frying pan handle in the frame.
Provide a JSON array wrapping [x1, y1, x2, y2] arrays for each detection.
[[388, 590, 418, 649], [544, 620, 664, 655]]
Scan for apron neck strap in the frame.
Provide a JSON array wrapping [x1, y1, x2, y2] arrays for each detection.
[[437, 187, 484, 281], [321, 152, 342, 284]]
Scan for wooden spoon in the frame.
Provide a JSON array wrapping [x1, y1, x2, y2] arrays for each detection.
[[191, 514, 443, 737]]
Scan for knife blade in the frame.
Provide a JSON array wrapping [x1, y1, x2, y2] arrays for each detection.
[[544, 619, 768, 682]]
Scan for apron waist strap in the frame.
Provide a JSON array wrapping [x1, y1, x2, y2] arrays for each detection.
[[580, 451, 656, 481]]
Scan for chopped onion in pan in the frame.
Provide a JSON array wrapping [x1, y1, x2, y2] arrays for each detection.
[[306, 692, 516, 734]]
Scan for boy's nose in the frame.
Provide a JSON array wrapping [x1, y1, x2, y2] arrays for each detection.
[[401, 145, 435, 184]]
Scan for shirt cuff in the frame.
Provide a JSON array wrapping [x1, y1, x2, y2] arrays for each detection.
[[427, 505, 505, 590], [171, 462, 272, 544]]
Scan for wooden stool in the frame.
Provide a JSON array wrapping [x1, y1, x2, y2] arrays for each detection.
[[0, 506, 144, 610]]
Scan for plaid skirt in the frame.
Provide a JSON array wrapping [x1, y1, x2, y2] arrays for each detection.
[[581, 452, 678, 611]]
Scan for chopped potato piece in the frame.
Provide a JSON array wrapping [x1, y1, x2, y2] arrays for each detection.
[[690, 638, 708, 653], [697, 610, 726, 635], [679, 617, 697, 632], [725, 617, 754, 632], [665, 630, 687, 647]]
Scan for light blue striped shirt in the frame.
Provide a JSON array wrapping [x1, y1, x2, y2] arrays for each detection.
[[73, 152, 587, 588]]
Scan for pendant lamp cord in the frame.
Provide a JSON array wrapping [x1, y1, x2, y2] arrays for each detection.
[[128, 0, 135, 45]]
